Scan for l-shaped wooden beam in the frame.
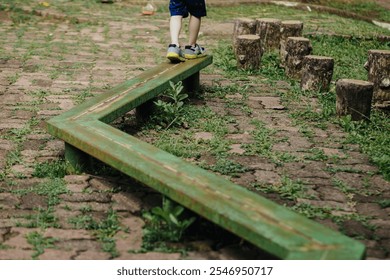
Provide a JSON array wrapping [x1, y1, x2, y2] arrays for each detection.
[[47, 56, 365, 259]]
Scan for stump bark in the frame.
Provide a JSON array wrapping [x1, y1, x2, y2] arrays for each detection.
[[234, 34, 262, 70], [280, 20, 303, 66], [285, 37, 312, 79], [364, 49, 390, 108], [256, 18, 281, 52], [336, 79, 374, 121], [300, 55, 334, 92], [233, 18, 257, 43]]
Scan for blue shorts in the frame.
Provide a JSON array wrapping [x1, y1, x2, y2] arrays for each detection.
[[169, 0, 207, 18]]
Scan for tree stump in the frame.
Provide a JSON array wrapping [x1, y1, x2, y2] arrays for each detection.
[[285, 37, 312, 79], [364, 49, 390, 108], [300, 55, 334, 92], [336, 79, 374, 121], [280, 20, 303, 66], [234, 34, 262, 70], [256, 18, 281, 52], [233, 18, 257, 44]]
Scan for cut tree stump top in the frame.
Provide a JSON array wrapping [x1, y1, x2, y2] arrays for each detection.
[[339, 79, 374, 86], [304, 55, 333, 60]]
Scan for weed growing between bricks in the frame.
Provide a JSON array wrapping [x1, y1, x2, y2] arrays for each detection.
[[69, 208, 122, 258], [26, 231, 57, 259]]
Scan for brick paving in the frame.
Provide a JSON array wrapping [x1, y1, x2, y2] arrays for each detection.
[[0, 1, 389, 260]]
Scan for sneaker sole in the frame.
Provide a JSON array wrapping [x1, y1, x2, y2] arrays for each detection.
[[184, 53, 207, 59], [167, 52, 185, 63]]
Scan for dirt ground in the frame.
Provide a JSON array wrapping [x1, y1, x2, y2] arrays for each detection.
[[0, 0, 389, 260]]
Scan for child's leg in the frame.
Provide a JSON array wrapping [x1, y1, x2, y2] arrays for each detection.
[[170, 15, 183, 46], [188, 15, 201, 46], [184, 14, 205, 59], [167, 15, 185, 62]]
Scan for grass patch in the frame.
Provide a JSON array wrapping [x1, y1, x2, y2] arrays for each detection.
[[318, 0, 390, 22], [32, 160, 70, 179], [256, 177, 312, 202], [244, 119, 274, 158], [34, 178, 69, 206], [204, 157, 248, 178], [310, 35, 390, 80], [207, 2, 390, 36], [20, 207, 59, 229], [68, 208, 122, 258], [377, 199, 390, 208], [338, 112, 390, 180], [14, 179, 68, 228], [73, 88, 95, 105], [152, 130, 204, 158], [291, 202, 333, 219], [304, 148, 330, 161], [141, 103, 232, 159]]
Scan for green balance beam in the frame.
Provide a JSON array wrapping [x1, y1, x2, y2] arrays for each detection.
[[46, 56, 365, 259]]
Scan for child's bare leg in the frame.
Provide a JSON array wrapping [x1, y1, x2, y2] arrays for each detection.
[[188, 15, 201, 46], [170, 15, 183, 46]]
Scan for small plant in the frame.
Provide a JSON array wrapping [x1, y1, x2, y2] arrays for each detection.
[[26, 231, 57, 259], [256, 176, 312, 202], [257, 52, 286, 81], [0, 244, 11, 250], [10, 10, 35, 25], [331, 213, 376, 232], [291, 202, 332, 220], [153, 81, 188, 129], [378, 199, 390, 208], [6, 117, 38, 143], [68, 213, 95, 229], [304, 148, 329, 161], [332, 178, 355, 194], [298, 124, 315, 139], [212, 43, 236, 74], [0, 172, 5, 182], [142, 197, 196, 251], [73, 88, 94, 104], [21, 207, 59, 229], [244, 119, 274, 157], [34, 178, 69, 207], [6, 150, 22, 166], [273, 151, 298, 165], [206, 157, 248, 178], [7, 72, 20, 84]]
